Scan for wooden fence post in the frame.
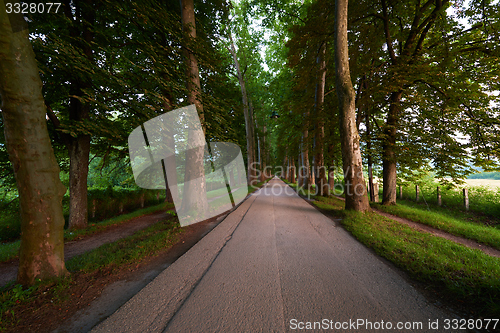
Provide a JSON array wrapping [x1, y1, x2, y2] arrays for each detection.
[[140, 193, 144, 208], [463, 188, 469, 211], [373, 182, 379, 202], [399, 185, 403, 199], [437, 186, 442, 206], [156, 192, 160, 202], [415, 185, 419, 202], [92, 199, 96, 219]]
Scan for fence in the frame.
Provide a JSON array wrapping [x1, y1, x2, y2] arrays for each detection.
[[390, 183, 499, 217]]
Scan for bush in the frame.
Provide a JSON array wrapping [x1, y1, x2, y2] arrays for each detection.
[[0, 187, 166, 241], [0, 197, 20, 242], [86, 187, 165, 222]]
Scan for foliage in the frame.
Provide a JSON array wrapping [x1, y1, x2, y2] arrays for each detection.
[[0, 186, 167, 242], [399, 178, 500, 218]]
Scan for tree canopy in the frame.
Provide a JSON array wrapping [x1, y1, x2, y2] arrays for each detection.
[[0, 0, 499, 284]]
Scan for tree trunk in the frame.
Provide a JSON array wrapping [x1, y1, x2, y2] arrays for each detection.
[[161, 100, 176, 204], [180, 0, 204, 127], [64, 0, 95, 230], [262, 124, 267, 180], [0, 8, 68, 285], [67, 136, 90, 229], [301, 124, 311, 189], [382, 91, 402, 205], [314, 42, 328, 196], [180, 0, 208, 215], [334, 0, 370, 211], [228, 33, 256, 186], [366, 107, 375, 202]]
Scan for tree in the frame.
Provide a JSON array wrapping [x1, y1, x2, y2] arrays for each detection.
[[0, 3, 67, 285], [227, 31, 257, 185], [334, 0, 370, 211], [348, 0, 500, 204], [179, 0, 209, 216]]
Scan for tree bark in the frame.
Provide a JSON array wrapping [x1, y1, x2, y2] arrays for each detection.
[[366, 107, 375, 202], [228, 33, 256, 185], [180, 0, 204, 127], [334, 0, 370, 211], [67, 135, 90, 229], [314, 43, 328, 196], [0, 6, 68, 285], [180, 0, 208, 215], [63, 0, 95, 229], [161, 99, 176, 204], [382, 91, 402, 205], [262, 123, 267, 180], [300, 123, 311, 189]]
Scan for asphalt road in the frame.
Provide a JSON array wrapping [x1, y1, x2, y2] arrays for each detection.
[[92, 178, 461, 333]]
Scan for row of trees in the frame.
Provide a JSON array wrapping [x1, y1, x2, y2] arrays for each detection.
[[258, 0, 499, 207], [1, 0, 499, 286], [0, 0, 259, 285]]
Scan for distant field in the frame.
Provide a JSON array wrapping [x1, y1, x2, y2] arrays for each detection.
[[464, 179, 500, 189]]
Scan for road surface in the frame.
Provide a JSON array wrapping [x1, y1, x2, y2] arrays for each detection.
[[92, 178, 460, 333]]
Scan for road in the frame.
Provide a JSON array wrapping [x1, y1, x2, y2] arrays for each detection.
[[92, 178, 460, 333]]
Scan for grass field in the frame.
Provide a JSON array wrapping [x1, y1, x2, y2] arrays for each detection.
[[465, 179, 500, 189]]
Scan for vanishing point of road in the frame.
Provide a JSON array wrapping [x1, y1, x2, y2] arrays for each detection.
[[92, 178, 462, 333]]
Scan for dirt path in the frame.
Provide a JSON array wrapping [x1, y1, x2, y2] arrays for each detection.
[[373, 208, 500, 258], [0, 210, 169, 287], [325, 195, 500, 259]]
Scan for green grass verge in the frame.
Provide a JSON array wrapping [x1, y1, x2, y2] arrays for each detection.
[[65, 218, 182, 273], [0, 202, 174, 264], [0, 216, 183, 329], [313, 196, 500, 317], [373, 201, 500, 250]]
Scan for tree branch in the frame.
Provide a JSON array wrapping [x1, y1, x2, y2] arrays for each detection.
[[381, 0, 397, 63]]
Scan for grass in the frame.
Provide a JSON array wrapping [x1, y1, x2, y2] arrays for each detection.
[[65, 218, 183, 273], [0, 216, 183, 330], [0, 202, 174, 264], [373, 201, 500, 250], [312, 195, 500, 318]]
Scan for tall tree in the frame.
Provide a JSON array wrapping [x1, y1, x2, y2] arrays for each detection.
[[64, 0, 94, 229], [0, 4, 67, 285], [314, 41, 328, 196], [349, 0, 500, 203], [334, 0, 370, 211], [227, 31, 257, 185], [179, 0, 208, 216]]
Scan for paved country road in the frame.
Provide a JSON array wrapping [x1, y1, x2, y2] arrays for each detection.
[[92, 178, 462, 333]]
